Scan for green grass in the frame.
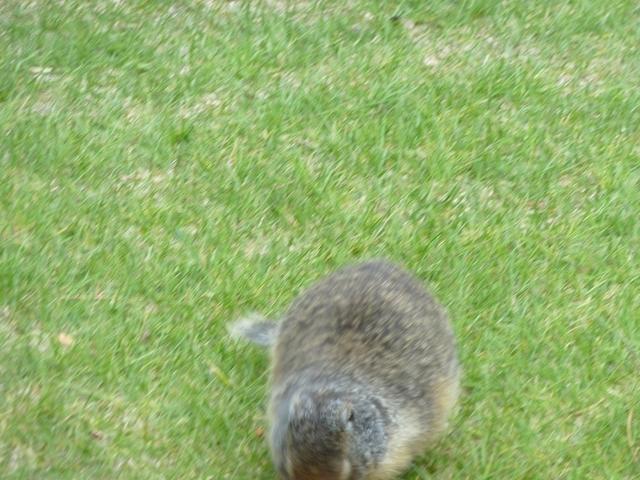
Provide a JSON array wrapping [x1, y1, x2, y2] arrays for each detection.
[[1, 0, 639, 478]]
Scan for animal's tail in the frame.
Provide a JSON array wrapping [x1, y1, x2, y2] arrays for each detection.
[[228, 313, 279, 347]]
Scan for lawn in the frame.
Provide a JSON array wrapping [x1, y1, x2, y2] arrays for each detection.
[[1, 0, 639, 478]]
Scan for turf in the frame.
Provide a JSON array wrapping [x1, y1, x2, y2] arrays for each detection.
[[1, 0, 639, 478]]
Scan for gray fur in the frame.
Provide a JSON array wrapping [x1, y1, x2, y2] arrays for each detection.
[[234, 260, 460, 480], [228, 312, 280, 347]]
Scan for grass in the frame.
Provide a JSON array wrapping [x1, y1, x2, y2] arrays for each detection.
[[1, 0, 639, 478]]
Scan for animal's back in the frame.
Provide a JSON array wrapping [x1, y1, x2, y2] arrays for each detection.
[[271, 260, 459, 437]]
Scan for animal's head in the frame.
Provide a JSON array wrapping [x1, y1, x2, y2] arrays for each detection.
[[274, 388, 388, 480]]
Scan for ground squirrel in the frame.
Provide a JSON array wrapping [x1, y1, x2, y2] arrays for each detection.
[[230, 259, 460, 480]]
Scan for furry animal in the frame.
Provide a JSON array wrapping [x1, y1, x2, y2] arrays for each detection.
[[230, 259, 460, 480]]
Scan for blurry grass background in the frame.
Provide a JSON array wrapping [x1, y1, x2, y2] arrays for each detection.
[[1, 0, 639, 478]]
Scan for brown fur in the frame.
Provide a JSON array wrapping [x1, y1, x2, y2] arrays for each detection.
[[234, 260, 460, 480]]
